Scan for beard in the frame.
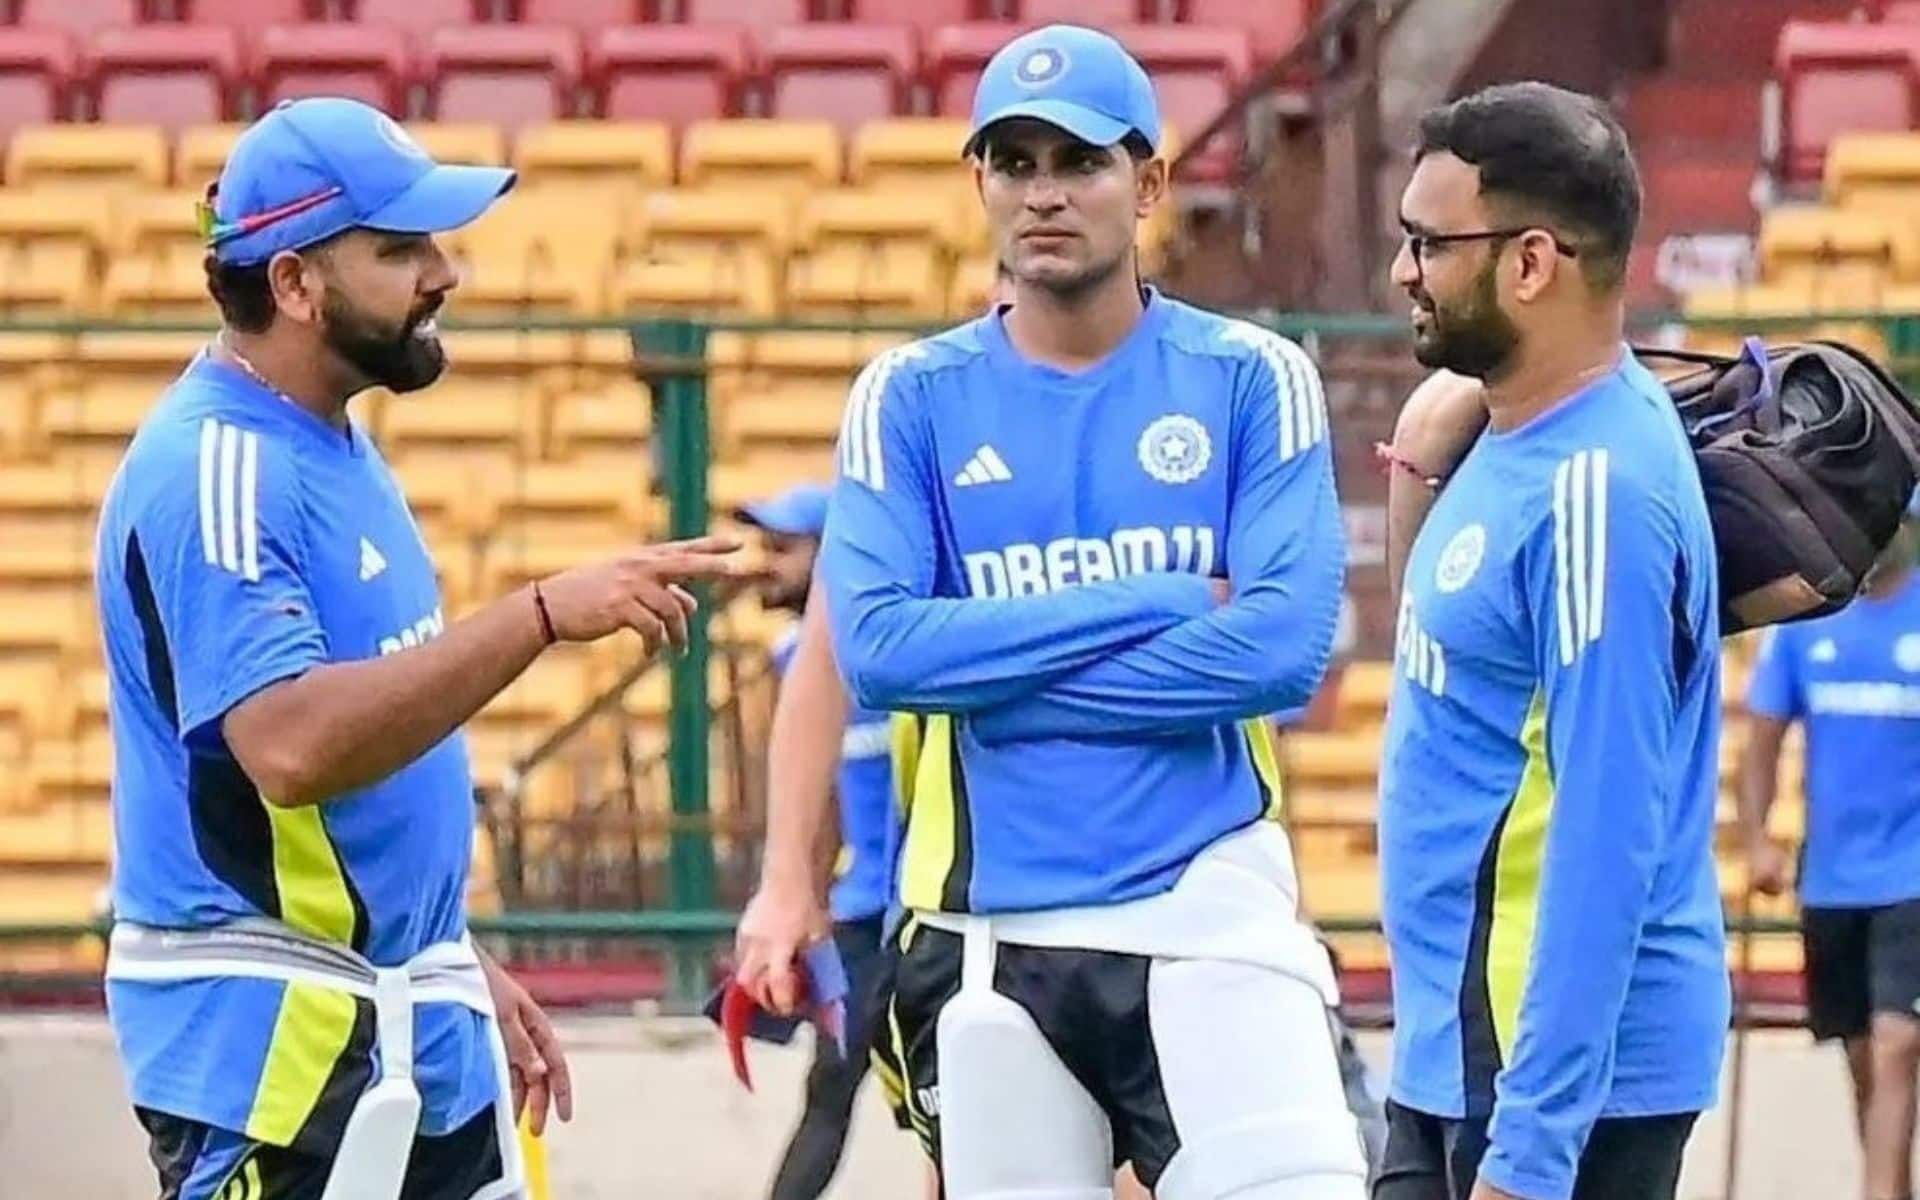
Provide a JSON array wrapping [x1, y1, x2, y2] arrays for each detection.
[[322, 291, 446, 394], [1410, 263, 1521, 380], [1013, 240, 1128, 301]]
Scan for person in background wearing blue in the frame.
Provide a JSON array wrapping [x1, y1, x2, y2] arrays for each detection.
[[1376, 82, 1728, 1200], [737, 483, 904, 1200], [1741, 496, 1920, 1200], [95, 97, 740, 1199], [749, 23, 1366, 1200]]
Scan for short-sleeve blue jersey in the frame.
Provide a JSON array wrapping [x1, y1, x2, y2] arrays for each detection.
[[1747, 573, 1920, 908], [769, 624, 900, 922], [822, 290, 1345, 915], [1379, 353, 1729, 1200], [96, 354, 495, 1153]]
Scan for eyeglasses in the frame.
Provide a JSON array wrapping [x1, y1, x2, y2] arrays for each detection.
[[1403, 226, 1580, 264]]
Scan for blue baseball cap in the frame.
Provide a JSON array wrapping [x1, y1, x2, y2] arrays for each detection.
[[965, 25, 1161, 158], [737, 483, 831, 538], [204, 97, 516, 266]]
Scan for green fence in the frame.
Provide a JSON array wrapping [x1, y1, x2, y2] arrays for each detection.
[[1, 307, 1912, 1010]]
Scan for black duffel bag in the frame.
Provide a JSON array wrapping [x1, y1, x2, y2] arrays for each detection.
[[1642, 337, 1920, 635]]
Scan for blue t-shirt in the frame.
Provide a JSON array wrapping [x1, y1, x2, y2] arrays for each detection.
[[1747, 573, 1920, 908], [769, 625, 900, 922], [1379, 354, 1729, 1200], [96, 355, 495, 1152], [822, 291, 1345, 914]]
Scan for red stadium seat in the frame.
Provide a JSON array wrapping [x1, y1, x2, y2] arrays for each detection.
[[15, 0, 141, 40], [0, 31, 76, 142], [1007, 0, 1144, 24], [845, 0, 975, 28], [178, 0, 319, 38], [1115, 25, 1249, 179], [589, 25, 748, 128], [425, 26, 582, 130], [256, 23, 409, 114], [348, 0, 490, 38], [87, 27, 242, 133], [928, 23, 1027, 117], [677, 0, 809, 22], [1178, 0, 1308, 63], [1777, 20, 1920, 182], [515, 0, 644, 32], [764, 25, 915, 132]]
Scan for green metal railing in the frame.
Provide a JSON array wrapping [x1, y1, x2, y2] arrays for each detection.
[[0, 307, 1905, 1009]]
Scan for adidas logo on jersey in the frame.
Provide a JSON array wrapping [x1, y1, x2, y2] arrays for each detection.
[[953, 445, 1013, 487], [358, 537, 388, 582]]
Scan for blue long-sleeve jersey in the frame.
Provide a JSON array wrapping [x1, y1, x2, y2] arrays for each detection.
[[1379, 352, 1729, 1200], [823, 291, 1345, 914]]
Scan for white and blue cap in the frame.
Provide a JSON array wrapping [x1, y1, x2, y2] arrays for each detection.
[[736, 482, 831, 538], [965, 24, 1161, 158], [202, 97, 516, 266]]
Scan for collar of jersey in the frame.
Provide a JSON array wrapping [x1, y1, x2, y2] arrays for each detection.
[[1482, 344, 1633, 444], [980, 284, 1169, 389], [194, 354, 366, 458]]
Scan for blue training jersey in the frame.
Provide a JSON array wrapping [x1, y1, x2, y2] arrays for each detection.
[[96, 355, 495, 1152], [769, 624, 900, 922], [1379, 353, 1729, 1200], [822, 290, 1345, 915], [1747, 573, 1920, 908]]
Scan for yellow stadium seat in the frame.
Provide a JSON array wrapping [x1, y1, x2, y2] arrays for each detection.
[[486, 459, 658, 548], [681, 119, 841, 195], [0, 866, 104, 924], [39, 375, 157, 452], [0, 798, 113, 866], [477, 534, 633, 604], [1825, 132, 1920, 212], [786, 189, 960, 317], [1282, 730, 1380, 789], [444, 188, 621, 315], [727, 388, 847, 450], [7, 124, 168, 190], [100, 246, 207, 318], [512, 120, 672, 193], [379, 373, 546, 469], [175, 123, 244, 191], [0, 190, 112, 314], [1759, 206, 1920, 294], [0, 595, 89, 664], [0, 461, 105, 550], [850, 118, 971, 192], [948, 254, 1001, 317], [1683, 280, 1891, 363], [404, 122, 506, 166], [1334, 659, 1393, 727], [709, 448, 835, 514], [113, 189, 201, 256], [547, 374, 652, 461], [706, 329, 903, 450], [386, 455, 487, 542], [612, 189, 792, 318]]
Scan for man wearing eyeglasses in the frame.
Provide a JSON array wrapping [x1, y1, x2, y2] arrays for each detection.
[[1370, 82, 1729, 1200]]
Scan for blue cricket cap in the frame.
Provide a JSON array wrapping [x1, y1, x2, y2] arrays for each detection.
[[965, 25, 1161, 159], [737, 483, 831, 538], [204, 97, 516, 266]]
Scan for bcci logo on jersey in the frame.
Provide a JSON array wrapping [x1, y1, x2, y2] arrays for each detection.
[[1138, 415, 1212, 485], [964, 524, 1218, 597]]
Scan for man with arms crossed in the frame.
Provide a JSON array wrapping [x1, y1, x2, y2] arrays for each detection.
[[1742, 502, 1920, 1200], [1375, 82, 1728, 1200], [97, 98, 738, 1199]]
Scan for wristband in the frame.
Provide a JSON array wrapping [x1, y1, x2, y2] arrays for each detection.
[[530, 580, 558, 645], [1373, 441, 1445, 490]]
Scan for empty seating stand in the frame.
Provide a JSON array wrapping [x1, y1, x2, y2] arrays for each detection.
[[590, 25, 749, 128], [762, 24, 917, 133], [1777, 20, 1920, 183], [425, 25, 584, 129], [85, 26, 243, 132], [15, 0, 142, 40], [256, 23, 410, 113], [517, 0, 646, 32], [178, 0, 319, 38], [0, 31, 77, 145]]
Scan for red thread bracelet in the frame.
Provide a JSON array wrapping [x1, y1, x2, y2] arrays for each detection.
[[530, 581, 558, 645], [1373, 441, 1445, 490]]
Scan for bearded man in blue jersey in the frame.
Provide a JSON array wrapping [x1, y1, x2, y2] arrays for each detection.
[[95, 98, 739, 1200], [741, 23, 1366, 1200], [1374, 83, 1728, 1200]]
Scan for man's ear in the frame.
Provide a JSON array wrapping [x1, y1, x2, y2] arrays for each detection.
[[1135, 156, 1168, 219], [1509, 229, 1563, 305], [265, 249, 321, 326]]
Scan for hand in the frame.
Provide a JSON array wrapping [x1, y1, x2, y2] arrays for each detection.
[[1748, 837, 1794, 896], [733, 875, 831, 1016], [1210, 577, 1232, 606], [1469, 1181, 1524, 1200], [480, 952, 574, 1137], [536, 535, 746, 655], [1394, 370, 1488, 483]]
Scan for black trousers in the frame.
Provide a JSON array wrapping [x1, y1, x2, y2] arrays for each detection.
[[1372, 1100, 1697, 1200]]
